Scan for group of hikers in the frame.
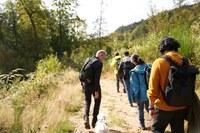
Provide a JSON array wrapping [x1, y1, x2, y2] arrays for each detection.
[[79, 36, 199, 132], [111, 50, 151, 130]]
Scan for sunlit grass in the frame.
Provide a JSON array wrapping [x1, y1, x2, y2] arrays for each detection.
[[0, 103, 14, 132], [20, 70, 82, 133], [0, 67, 83, 132], [109, 112, 126, 127]]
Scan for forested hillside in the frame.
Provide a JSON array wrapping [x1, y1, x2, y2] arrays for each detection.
[[108, 2, 200, 64]]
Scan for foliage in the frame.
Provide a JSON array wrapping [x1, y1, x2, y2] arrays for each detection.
[[0, 0, 85, 73], [0, 66, 82, 132], [71, 36, 112, 70], [36, 54, 61, 76], [0, 68, 26, 90]]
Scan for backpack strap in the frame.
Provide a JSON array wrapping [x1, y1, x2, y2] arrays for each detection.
[[81, 57, 92, 71], [159, 55, 176, 96], [162, 55, 189, 67], [161, 55, 176, 66], [182, 57, 189, 66]]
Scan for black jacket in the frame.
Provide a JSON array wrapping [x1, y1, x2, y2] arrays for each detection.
[[84, 56, 103, 92]]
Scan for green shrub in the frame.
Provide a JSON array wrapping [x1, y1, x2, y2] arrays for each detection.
[[36, 55, 62, 78]]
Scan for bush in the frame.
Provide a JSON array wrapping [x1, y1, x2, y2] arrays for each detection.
[[36, 55, 62, 78]]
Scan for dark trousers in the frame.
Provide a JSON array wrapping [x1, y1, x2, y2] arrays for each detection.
[[84, 86, 101, 124], [152, 108, 186, 133], [123, 78, 132, 104], [137, 100, 149, 126], [116, 74, 125, 90]]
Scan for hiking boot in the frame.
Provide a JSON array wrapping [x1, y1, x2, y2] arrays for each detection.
[[84, 117, 90, 129], [92, 117, 97, 128], [123, 89, 126, 93], [141, 125, 147, 130]]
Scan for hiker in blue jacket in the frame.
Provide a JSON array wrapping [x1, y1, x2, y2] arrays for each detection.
[[129, 54, 149, 130]]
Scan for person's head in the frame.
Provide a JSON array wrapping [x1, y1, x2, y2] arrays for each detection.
[[96, 50, 107, 61], [131, 54, 145, 65], [114, 52, 119, 56], [158, 37, 180, 55], [124, 51, 129, 56]]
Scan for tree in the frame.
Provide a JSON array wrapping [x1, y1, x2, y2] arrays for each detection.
[[91, 0, 108, 50], [173, 0, 187, 7], [52, 0, 84, 59]]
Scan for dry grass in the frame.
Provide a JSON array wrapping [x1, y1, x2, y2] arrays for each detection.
[[0, 69, 83, 132], [0, 103, 14, 130], [21, 69, 83, 132]]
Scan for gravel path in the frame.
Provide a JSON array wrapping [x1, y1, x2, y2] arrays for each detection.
[[70, 78, 171, 133]]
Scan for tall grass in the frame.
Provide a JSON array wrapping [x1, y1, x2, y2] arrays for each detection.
[[0, 55, 83, 132]]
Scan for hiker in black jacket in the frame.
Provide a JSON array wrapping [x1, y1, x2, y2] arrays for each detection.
[[118, 51, 135, 107], [81, 50, 107, 129]]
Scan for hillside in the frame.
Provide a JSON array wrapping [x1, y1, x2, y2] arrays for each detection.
[[105, 2, 200, 64], [114, 3, 200, 36]]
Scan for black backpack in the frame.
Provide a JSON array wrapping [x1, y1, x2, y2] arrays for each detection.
[[123, 59, 135, 79], [144, 64, 152, 88], [116, 58, 121, 70], [161, 55, 199, 106], [79, 57, 98, 84]]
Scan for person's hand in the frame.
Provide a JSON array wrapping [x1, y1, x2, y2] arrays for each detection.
[[94, 91, 99, 99], [149, 109, 156, 119]]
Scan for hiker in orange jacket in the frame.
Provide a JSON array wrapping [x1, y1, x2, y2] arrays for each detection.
[[147, 37, 187, 132]]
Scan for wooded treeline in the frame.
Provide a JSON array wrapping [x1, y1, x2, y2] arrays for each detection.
[[0, 0, 87, 73], [0, 0, 200, 74]]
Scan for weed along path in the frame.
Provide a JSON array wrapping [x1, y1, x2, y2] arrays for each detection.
[[70, 77, 171, 133]]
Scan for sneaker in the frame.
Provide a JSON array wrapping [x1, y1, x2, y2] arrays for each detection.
[[84, 117, 90, 129], [130, 103, 133, 107], [117, 88, 120, 93]]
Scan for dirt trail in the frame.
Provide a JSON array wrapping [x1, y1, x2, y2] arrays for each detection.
[[70, 78, 171, 133]]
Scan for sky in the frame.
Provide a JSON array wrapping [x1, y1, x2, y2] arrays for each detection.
[[76, 0, 194, 35], [0, 0, 195, 35]]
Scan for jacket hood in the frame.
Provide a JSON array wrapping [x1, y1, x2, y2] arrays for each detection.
[[130, 64, 147, 74]]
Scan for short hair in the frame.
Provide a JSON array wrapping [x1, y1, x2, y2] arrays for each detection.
[[114, 52, 119, 56], [96, 50, 107, 57], [124, 51, 129, 56], [158, 37, 180, 54]]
